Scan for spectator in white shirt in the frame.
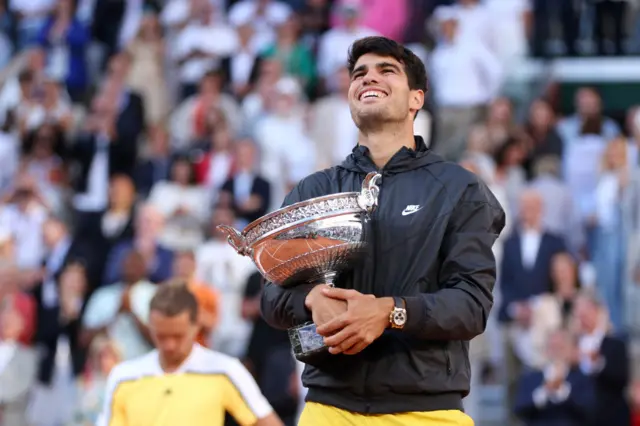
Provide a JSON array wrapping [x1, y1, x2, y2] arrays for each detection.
[[0, 173, 49, 270], [484, 0, 532, 71], [316, 2, 378, 93], [148, 156, 210, 251], [195, 205, 255, 356], [452, 0, 492, 48], [228, 0, 292, 52], [173, 0, 239, 99], [253, 76, 316, 212], [430, 6, 502, 162], [81, 250, 157, 361]]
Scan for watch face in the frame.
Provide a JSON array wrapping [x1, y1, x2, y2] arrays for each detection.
[[393, 309, 407, 326]]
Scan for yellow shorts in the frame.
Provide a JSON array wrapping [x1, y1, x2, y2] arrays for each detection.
[[298, 402, 474, 426]]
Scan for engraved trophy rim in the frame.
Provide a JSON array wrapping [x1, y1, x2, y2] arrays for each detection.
[[242, 191, 360, 239], [216, 171, 381, 257]]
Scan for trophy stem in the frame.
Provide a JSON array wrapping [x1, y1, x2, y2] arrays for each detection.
[[307, 271, 337, 287]]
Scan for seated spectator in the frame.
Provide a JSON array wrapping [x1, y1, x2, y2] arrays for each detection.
[[76, 174, 136, 283], [195, 205, 255, 357], [149, 156, 210, 251], [134, 125, 173, 197], [572, 290, 630, 426], [193, 118, 236, 198], [19, 77, 73, 135], [0, 172, 49, 270], [103, 203, 173, 285], [529, 155, 583, 255], [20, 123, 67, 213], [72, 336, 122, 426], [82, 250, 157, 361], [171, 70, 242, 148], [171, 251, 219, 348], [0, 267, 36, 345], [261, 14, 317, 97], [36, 0, 89, 103], [126, 11, 169, 126], [0, 304, 39, 426], [514, 328, 596, 426], [219, 139, 271, 228], [509, 252, 579, 369], [27, 261, 90, 426], [523, 99, 564, 178]]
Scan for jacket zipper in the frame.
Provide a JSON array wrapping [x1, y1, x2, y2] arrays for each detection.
[[444, 345, 452, 375], [364, 171, 382, 414]]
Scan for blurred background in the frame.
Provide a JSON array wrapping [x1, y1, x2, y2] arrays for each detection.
[[0, 0, 640, 425]]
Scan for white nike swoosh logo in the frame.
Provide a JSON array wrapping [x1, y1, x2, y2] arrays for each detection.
[[401, 207, 423, 216]]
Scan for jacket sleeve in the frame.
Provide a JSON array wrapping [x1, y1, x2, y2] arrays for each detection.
[[259, 183, 315, 330], [402, 180, 506, 340]]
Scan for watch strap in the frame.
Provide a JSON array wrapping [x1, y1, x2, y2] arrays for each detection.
[[393, 296, 406, 310]]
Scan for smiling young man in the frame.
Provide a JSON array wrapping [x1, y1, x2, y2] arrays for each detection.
[[260, 36, 506, 425], [97, 282, 283, 426]]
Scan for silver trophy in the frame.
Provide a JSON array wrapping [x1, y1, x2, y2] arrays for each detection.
[[217, 172, 382, 362]]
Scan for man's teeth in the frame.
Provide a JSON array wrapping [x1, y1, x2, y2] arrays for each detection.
[[361, 91, 386, 99]]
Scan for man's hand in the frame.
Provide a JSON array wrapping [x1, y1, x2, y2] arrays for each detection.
[[316, 288, 393, 356], [304, 285, 347, 328]]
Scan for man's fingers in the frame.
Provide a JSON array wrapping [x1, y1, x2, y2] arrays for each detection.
[[321, 287, 359, 301], [343, 340, 370, 355], [323, 325, 356, 347], [327, 330, 360, 355], [317, 314, 350, 336]]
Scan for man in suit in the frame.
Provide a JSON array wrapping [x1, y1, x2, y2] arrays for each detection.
[[573, 290, 630, 426], [70, 74, 141, 229], [31, 216, 98, 386], [514, 328, 596, 426], [219, 139, 271, 226], [498, 188, 567, 424], [0, 301, 39, 426]]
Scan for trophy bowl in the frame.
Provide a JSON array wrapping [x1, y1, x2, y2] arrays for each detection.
[[217, 172, 382, 362]]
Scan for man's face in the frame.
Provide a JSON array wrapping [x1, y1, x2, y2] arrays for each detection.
[[573, 297, 599, 333], [173, 254, 195, 280], [122, 253, 146, 283], [149, 311, 198, 365], [519, 192, 542, 228], [347, 53, 423, 129], [576, 89, 601, 117]]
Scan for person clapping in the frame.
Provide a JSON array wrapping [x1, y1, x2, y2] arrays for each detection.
[[514, 328, 596, 426]]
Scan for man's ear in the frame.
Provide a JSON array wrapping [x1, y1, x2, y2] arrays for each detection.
[[410, 90, 425, 114]]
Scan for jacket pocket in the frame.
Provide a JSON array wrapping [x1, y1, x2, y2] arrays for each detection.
[[443, 344, 452, 376], [460, 341, 470, 374]]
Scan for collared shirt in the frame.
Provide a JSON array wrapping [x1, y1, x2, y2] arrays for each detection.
[[97, 344, 273, 426], [520, 228, 541, 270]]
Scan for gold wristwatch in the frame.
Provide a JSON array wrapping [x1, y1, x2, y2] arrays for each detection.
[[389, 297, 407, 329]]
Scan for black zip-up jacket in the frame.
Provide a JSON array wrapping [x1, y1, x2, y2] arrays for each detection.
[[260, 136, 505, 414]]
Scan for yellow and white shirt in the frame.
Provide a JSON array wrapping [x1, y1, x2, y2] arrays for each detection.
[[96, 344, 273, 426]]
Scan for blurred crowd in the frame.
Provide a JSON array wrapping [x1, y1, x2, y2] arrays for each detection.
[[0, 0, 640, 425]]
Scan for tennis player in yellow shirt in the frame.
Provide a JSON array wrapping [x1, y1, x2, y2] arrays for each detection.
[[97, 282, 283, 426]]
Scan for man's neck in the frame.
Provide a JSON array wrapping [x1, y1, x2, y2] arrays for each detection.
[[159, 347, 193, 373], [358, 124, 415, 169], [522, 224, 541, 233]]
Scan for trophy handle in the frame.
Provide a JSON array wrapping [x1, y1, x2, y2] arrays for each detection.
[[216, 225, 250, 256], [357, 172, 382, 214]]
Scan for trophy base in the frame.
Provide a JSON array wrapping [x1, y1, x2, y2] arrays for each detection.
[[288, 273, 337, 363], [288, 321, 329, 363]]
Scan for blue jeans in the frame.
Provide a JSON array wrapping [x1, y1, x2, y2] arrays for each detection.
[[593, 225, 626, 331]]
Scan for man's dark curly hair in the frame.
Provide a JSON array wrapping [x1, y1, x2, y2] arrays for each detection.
[[347, 36, 428, 93]]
